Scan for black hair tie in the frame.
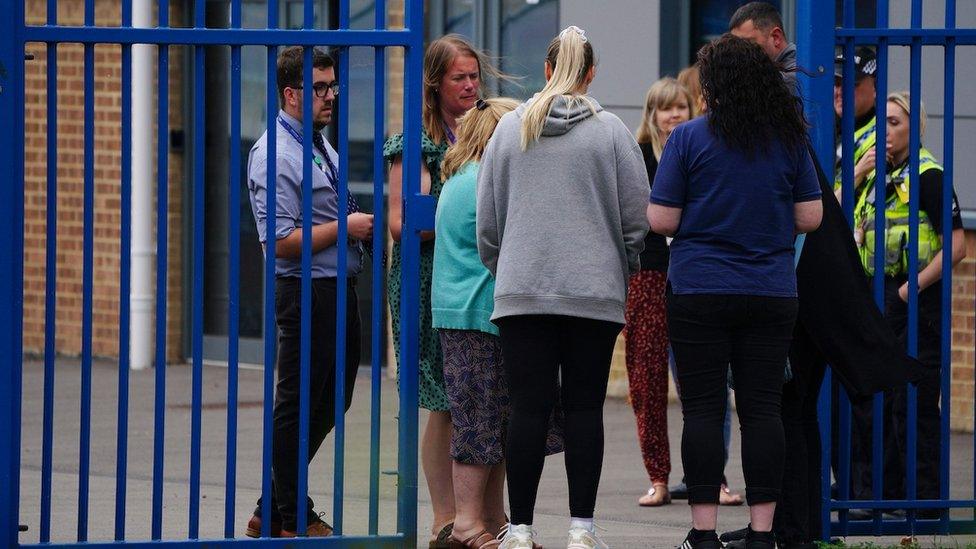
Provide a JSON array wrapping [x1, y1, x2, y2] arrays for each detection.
[[475, 98, 488, 110]]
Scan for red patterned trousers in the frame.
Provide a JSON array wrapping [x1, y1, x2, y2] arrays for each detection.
[[623, 269, 671, 483]]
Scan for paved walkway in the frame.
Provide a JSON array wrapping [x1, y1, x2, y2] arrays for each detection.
[[15, 359, 976, 547]]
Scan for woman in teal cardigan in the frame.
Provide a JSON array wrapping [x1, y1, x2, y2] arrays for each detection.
[[432, 97, 562, 549]]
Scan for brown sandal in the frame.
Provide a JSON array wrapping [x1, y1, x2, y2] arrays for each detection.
[[449, 529, 500, 549], [429, 522, 454, 548]]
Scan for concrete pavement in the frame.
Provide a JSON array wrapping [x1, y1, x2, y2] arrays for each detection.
[[15, 358, 976, 547]]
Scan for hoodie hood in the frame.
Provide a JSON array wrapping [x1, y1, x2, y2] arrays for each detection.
[[516, 94, 603, 137]]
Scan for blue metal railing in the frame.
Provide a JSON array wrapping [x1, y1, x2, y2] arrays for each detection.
[[801, 0, 976, 539], [2, 0, 425, 546]]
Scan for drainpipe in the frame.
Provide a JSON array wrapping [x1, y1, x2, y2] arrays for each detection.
[[130, 0, 154, 370]]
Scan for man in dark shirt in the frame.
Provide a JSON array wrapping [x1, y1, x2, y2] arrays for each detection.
[[244, 46, 373, 538]]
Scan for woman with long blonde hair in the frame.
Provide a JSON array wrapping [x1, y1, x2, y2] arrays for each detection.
[[478, 27, 650, 549], [627, 77, 693, 508], [434, 97, 563, 549]]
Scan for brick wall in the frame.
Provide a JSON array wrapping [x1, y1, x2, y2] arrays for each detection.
[[23, 0, 186, 363], [950, 231, 976, 432]]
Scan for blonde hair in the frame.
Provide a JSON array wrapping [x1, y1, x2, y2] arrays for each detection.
[[520, 27, 597, 151], [442, 98, 520, 180], [887, 90, 926, 141], [635, 77, 696, 160], [677, 64, 706, 115], [424, 34, 503, 146]]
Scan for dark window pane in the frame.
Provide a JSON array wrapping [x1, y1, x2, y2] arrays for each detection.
[[447, 0, 475, 39], [499, 0, 558, 99], [690, 0, 782, 61]]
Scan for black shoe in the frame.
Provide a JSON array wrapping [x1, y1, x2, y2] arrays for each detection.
[[720, 525, 750, 543], [844, 508, 874, 521], [725, 540, 747, 549], [678, 529, 722, 549], [670, 482, 689, 500], [916, 508, 947, 520], [744, 527, 776, 549]]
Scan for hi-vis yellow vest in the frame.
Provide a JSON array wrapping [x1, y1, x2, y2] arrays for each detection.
[[853, 147, 943, 277], [834, 116, 877, 190]]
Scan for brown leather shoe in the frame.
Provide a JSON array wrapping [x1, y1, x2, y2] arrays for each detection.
[[280, 518, 333, 538], [245, 514, 281, 538]]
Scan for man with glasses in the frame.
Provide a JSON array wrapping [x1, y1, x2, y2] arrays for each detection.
[[245, 45, 373, 539]]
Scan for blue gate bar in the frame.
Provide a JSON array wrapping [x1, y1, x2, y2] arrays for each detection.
[[24, 26, 428, 47], [188, 0, 207, 530], [834, 28, 976, 45], [295, 43, 315, 538], [116, 0, 134, 540], [869, 3, 889, 535], [334, 0, 353, 535], [40, 7, 58, 540], [397, 0, 425, 538], [152, 0, 171, 536], [23, 536, 407, 548], [225, 0, 243, 539], [78, 0, 97, 537], [260, 0, 280, 533], [940, 3, 956, 525], [369, 0, 388, 536], [0, 0, 26, 545]]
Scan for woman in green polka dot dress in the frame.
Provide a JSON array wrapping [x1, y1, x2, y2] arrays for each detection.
[[385, 34, 501, 548]]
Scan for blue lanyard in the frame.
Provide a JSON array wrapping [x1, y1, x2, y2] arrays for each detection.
[[442, 120, 456, 145], [277, 115, 338, 186]]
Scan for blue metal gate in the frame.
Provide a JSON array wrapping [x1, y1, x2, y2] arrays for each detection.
[[800, 0, 976, 540], [0, 0, 427, 546]]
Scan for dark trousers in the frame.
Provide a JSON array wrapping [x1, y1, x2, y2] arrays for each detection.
[[496, 314, 622, 525], [774, 325, 827, 544], [254, 276, 361, 530], [667, 290, 797, 505], [848, 277, 943, 502]]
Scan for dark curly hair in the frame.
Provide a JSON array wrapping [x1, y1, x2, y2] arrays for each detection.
[[698, 34, 807, 153]]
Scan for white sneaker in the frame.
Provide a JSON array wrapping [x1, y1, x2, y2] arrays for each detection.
[[499, 523, 535, 549], [567, 526, 609, 549]]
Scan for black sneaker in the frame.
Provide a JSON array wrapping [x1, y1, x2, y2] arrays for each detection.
[[670, 481, 689, 500], [678, 529, 722, 549], [720, 525, 749, 543], [744, 528, 776, 549]]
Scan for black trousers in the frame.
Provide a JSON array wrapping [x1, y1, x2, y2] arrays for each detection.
[[666, 290, 798, 505], [774, 324, 827, 544], [254, 276, 361, 530], [848, 277, 943, 502], [496, 314, 622, 525]]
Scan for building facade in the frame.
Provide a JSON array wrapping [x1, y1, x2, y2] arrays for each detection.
[[22, 0, 976, 430]]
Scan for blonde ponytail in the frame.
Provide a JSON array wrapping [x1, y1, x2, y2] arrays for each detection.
[[520, 27, 596, 151]]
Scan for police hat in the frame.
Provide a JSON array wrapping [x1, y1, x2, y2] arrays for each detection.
[[834, 46, 878, 80]]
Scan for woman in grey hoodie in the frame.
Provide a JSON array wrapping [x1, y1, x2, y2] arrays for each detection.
[[477, 26, 649, 549]]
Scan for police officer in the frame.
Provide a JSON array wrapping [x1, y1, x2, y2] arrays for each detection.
[[851, 91, 965, 516], [833, 47, 878, 201]]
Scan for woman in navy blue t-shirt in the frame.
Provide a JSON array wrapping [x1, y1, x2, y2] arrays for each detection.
[[648, 35, 822, 549]]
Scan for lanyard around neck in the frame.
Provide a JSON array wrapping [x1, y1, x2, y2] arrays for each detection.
[[277, 115, 338, 185]]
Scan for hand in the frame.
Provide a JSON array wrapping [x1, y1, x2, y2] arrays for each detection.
[[347, 212, 374, 241], [898, 282, 909, 303], [853, 148, 876, 187]]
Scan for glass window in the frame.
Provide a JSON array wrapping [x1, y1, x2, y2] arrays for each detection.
[[689, 0, 783, 61], [499, 0, 558, 99], [835, 0, 878, 28], [446, 0, 475, 39]]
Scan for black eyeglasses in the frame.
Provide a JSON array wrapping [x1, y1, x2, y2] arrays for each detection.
[[293, 81, 340, 97]]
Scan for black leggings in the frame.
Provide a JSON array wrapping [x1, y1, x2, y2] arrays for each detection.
[[667, 290, 797, 506], [496, 314, 623, 525]]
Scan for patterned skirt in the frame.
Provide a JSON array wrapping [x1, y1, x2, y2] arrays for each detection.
[[439, 329, 565, 465]]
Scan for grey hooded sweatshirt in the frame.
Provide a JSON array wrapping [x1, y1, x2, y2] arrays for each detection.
[[476, 95, 650, 324]]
